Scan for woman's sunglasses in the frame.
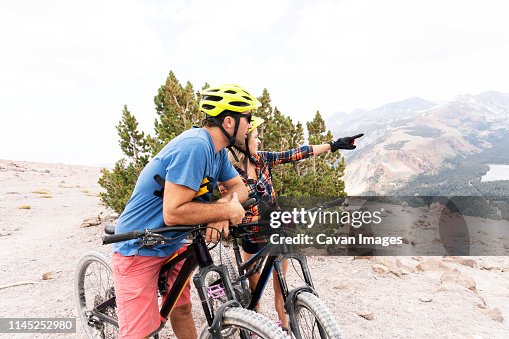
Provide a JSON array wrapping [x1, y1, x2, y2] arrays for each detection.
[[247, 179, 271, 204]]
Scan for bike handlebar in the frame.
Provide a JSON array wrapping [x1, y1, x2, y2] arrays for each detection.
[[102, 197, 346, 245], [102, 198, 257, 245], [102, 226, 197, 245], [102, 230, 144, 244]]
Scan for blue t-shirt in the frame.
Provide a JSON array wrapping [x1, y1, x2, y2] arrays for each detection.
[[112, 128, 238, 257]]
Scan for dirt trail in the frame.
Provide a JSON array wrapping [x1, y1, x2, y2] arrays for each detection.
[[0, 159, 508, 338]]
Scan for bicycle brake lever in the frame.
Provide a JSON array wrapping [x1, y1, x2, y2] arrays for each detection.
[[242, 198, 257, 208], [141, 233, 166, 247]]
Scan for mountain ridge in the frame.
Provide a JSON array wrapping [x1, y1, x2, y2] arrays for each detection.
[[327, 91, 509, 195]]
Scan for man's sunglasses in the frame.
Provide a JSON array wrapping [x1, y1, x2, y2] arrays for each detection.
[[231, 112, 252, 124]]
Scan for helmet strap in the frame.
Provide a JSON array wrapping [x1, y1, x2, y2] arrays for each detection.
[[243, 139, 250, 171], [210, 115, 240, 147], [231, 143, 250, 171], [227, 146, 240, 162], [230, 114, 241, 146]]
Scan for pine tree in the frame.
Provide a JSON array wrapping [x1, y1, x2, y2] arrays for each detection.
[[116, 105, 150, 163], [302, 111, 346, 196], [98, 74, 348, 213], [99, 71, 203, 212], [152, 72, 200, 153], [98, 106, 149, 213], [98, 160, 145, 213], [271, 110, 303, 196]]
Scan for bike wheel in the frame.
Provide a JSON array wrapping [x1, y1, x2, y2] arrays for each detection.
[[209, 242, 239, 283], [75, 251, 119, 339], [199, 307, 287, 339], [292, 292, 343, 338], [206, 242, 246, 337], [207, 241, 245, 307]]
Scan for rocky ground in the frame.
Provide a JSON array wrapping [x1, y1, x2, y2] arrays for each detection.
[[0, 159, 508, 338]]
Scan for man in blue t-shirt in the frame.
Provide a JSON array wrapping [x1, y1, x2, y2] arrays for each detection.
[[112, 84, 260, 339]]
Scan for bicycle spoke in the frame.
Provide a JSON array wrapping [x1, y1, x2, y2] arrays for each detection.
[[75, 252, 119, 339], [296, 307, 321, 338]]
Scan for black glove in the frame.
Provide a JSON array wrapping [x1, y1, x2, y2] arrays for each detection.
[[329, 133, 364, 152]]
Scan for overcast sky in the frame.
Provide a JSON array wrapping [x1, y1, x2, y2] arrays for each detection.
[[1, 0, 508, 166]]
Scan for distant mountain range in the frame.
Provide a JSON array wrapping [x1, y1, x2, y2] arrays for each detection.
[[325, 91, 509, 195]]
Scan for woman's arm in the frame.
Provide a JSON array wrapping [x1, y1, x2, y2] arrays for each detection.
[[310, 143, 332, 156], [260, 134, 364, 167], [259, 146, 314, 167], [260, 143, 330, 167]]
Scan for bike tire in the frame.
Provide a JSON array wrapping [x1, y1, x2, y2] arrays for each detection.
[[206, 243, 248, 336], [293, 291, 343, 339], [207, 241, 245, 307], [74, 251, 119, 339], [199, 307, 287, 339], [210, 242, 239, 283]]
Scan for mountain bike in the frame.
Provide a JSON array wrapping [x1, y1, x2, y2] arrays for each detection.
[[74, 223, 287, 339], [208, 198, 346, 339]]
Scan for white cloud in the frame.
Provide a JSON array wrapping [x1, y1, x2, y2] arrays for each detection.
[[0, 0, 169, 164], [1, 0, 509, 165]]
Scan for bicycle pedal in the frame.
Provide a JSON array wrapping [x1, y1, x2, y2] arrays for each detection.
[[207, 284, 226, 299], [275, 321, 291, 337]]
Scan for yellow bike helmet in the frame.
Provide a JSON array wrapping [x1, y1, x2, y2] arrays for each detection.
[[200, 84, 261, 146], [248, 116, 264, 133], [200, 84, 261, 117]]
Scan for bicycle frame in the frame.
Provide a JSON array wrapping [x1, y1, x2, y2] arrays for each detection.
[[152, 230, 245, 337], [228, 228, 326, 339], [97, 228, 241, 339]]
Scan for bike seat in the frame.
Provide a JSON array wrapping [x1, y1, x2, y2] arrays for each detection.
[[104, 224, 116, 235]]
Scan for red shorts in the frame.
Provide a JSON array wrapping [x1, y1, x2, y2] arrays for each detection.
[[112, 247, 191, 339]]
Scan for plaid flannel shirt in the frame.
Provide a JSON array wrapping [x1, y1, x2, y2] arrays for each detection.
[[219, 146, 314, 242]]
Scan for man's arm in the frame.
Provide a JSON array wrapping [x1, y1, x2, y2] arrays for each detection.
[[217, 175, 248, 203], [203, 175, 249, 242], [163, 181, 245, 226]]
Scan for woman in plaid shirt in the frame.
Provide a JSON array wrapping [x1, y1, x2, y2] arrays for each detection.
[[219, 116, 363, 332]]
